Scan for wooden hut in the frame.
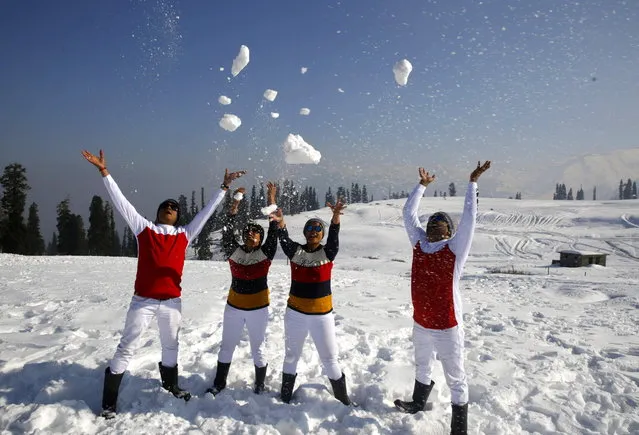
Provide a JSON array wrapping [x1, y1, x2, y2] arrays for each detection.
[[556, 250, 607, 267]]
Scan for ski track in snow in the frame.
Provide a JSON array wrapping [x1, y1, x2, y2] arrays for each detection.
[[0, 198, 638, 434]]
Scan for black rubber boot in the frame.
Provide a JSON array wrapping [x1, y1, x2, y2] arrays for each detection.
[[394, 380, 435, 414], [280, 372, 297, 404], [254, 364, 267, 394], [158, 362, 191, 401], [329, 372, 352, 406], [100, 367, 124, 419], [451, 403, 468, 435], [206, 361, 231, 396]]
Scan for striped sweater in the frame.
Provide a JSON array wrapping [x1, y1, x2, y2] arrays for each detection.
[[222, 216, 278, 310], [278, 223, 339, 315]]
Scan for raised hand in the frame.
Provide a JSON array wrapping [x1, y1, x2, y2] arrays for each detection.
[[223, 169, 247, 187], [470, 161, 491, 182], [327, 198, 347, 216], [267, 181, 277, 205], [418, 167, 436, 187], [269, 208, 285, 228], [81, 149, 107, 170]]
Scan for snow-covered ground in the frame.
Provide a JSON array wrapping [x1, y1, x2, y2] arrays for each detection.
[[1, 196, 638, 434]]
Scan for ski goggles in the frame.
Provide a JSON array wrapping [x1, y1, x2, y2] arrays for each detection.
[[305, 224, 323, 232]]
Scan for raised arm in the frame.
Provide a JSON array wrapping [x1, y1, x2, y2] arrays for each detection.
[[82, 149, 148, 235], [449, 161, 490, 258], [325, 197, 346, 261], [184, 169, 246, 243], [403, 167, 435, 247], [261, 182, 279, 260], [270, 208, 299, 259]]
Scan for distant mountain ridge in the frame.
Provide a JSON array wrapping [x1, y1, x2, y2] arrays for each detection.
[[494, 148, 639, 200]]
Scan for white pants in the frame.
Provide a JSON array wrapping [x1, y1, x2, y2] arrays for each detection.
[[413, 322, 468, 405], [110, 295, 182, 375], [283, 308, 342, 380], [218, 304, 269, 367]]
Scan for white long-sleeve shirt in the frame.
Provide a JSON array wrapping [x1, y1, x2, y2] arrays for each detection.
[[402, 182, 477, 329]]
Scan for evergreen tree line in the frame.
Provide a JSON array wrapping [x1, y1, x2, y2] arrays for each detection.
[[0, 163, 380, 259], [618, 178, 638, 200], [553, 184, 589, 201], [554, 179, 637, 201]]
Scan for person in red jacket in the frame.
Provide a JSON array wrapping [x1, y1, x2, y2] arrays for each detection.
[[82, 149, 245, 419], [395, 161, 490, 435]]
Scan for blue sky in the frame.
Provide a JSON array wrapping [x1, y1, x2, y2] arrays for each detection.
[[1, 0, 638, 238]]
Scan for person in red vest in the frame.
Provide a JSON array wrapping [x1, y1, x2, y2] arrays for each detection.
[[395, 161, 491, 435], [82, 149, 245, 419], [269, 198, 351, 406]]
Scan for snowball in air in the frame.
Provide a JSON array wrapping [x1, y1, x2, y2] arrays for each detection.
[[218, 95, 232, 105], [299, 108, 311, 116], [263, 89, 278, 102], [261, 204, 278, 216], [393, 59, 413, 86], [231, 45, 250, 77], [271, 112, 280, 119], [283, 134, 321, 164], [219, 114, 242, 132], [301, 67, 308, 74], [233, 191, 244, 201]]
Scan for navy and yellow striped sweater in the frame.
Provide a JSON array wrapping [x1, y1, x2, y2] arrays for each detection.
[[278, 223, 339, 315], [222, 216, 278, 310]]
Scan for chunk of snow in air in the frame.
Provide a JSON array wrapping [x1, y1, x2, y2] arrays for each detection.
[[218, 95, 232, 105], [299, 108, 311, 116], [301, 67, 308, 74], [219, 114, 241, 132], [270, 112, 280, 119], [338, 88, 345, 93], [393, 59, 413, 86], [261, 204, 278, 216], [231, 45, 250, 77], [263, 89, 278, 102], [283, 134, 321, 164]]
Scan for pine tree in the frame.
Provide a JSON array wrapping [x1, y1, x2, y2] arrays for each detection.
[[24, 202, 45, 255], [593, 186, 597, 201], [623, 178, 633, 200], [190, 191, 198, 219], [121, 226, 137, 257], [633, 181, 637, 199], [56, 199, 87, 255], [88, 195, 109, 255], [449, 182, 456, 197], [47, 232, 58, 255], [250, 185, 259, 219], [619, 179, 624, 200], [0, 163, 30, 253], [567, 188, 574, 200], [105, 203, 121, 256], [177, 194, 189, 225], [361, 185, 368, 203], [325, 187, 335, 206]]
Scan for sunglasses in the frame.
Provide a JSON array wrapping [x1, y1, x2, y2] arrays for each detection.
[[161, 202, 179, 211], [305, 224, 323, 232], [244, 226, 261, 234]]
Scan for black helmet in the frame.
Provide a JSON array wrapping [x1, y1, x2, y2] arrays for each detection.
[[242, 222, 265, 245]]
